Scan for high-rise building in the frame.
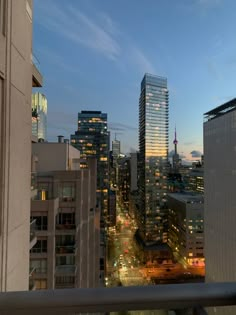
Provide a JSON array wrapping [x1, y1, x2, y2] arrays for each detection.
[[30, 141, 100, 289], [70, 111, 109, 282], [70, 111, 109, 219], [112, 139, 120, 161], [204, 98, 236, 315], [32, 92, 47, 141], [0, 0, 43, 291], [112, 138, 120, 184], [138, 73, 169, 246]]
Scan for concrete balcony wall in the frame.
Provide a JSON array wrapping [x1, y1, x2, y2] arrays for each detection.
[[32, 61, 43, 87]]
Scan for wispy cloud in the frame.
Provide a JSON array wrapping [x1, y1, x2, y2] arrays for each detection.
[[38, 48, 79, 73], [129, 46, 155, 74], [36, 1, 120, 60], [109, 122, 137, 132], [36, 1, 155, 72], [67, 6, 121, 60], [190, 150, 202, 158]]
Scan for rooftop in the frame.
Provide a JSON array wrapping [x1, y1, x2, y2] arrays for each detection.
[[168, 192, 204, 204], [204, 97, 236, 122]]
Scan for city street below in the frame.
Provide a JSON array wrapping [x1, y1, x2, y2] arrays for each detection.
[[107, 196, 204, 288]]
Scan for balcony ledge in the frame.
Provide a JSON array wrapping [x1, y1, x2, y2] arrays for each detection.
[[0, 282, 236, 314]]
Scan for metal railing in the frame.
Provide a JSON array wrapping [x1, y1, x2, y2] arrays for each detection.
[[0, 282, 236, 314], [56, 224, 76, 230], [55, 265, 76, 275], [55, 245, 75, 254], [30, 219, 37, 244]]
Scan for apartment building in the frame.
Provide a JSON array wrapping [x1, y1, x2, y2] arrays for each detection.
[[168, 192, 204, 266], [30, 141, 100, 289], [0, 0, 43, 291]]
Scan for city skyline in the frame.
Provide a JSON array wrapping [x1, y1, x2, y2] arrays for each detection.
[[33, 0, 236, 162]]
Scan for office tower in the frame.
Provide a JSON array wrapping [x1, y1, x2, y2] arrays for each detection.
[[30, 140, 100, 289], [188, 165, 204, 194], [70, 111, 109, 221], [168, 193, 204, 266], [112, 138, 120, 162], [204, 98, 236, 315], [118, 156, 131, 210], [0, 0, 43, 291], [112, 138, 120, 184], [32, 92, 47, 141], [138, 73, 169, 247], [130, 152, 138, 192]]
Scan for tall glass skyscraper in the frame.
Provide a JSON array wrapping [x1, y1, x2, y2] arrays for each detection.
[[32, 92, 47, 141], [70, 111, 109, 219], [138, 73, 169, 245]]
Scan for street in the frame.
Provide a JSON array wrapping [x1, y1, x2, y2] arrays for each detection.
[[107, 197, 147, 287], [107, 195, 204, 288]]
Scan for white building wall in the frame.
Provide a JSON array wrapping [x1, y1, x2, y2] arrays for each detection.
[[0, 0, 33, 291], [32, 143, 80, 172], [204, 109, 236, 315]]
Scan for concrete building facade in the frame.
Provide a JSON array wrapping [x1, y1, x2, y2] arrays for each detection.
[[204, 98, 236, 315], [30, 142, 100, 289], [0, 0, 42, 291]]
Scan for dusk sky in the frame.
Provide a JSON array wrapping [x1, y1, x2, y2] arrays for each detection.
[[33, 0, 236, 163]]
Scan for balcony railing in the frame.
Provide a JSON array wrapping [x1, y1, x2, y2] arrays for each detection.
[[0, 282, 236, 314], [55, 245, 75, 254], [56, 224, 76, 230], [32, 53, 43, 87], [30, 220, 37, 249], [55, 265, 76, 275]]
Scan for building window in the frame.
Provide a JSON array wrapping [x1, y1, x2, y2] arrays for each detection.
[[56, 256, 75, 266], [56, 213, 75, 229], [31, 240, 47, 253], [59, 182, 75, 201], [30, 259, 47, 273], [55, 235, 75, 253], [31, 215, 47, 230]]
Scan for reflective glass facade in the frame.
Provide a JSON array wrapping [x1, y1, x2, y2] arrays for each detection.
[[70, 111, 109, 218], [32, 93, 47, 141], [138, 74, 169, 244]]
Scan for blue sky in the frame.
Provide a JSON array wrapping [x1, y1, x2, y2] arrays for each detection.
[[33, 0, 236, 162]]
